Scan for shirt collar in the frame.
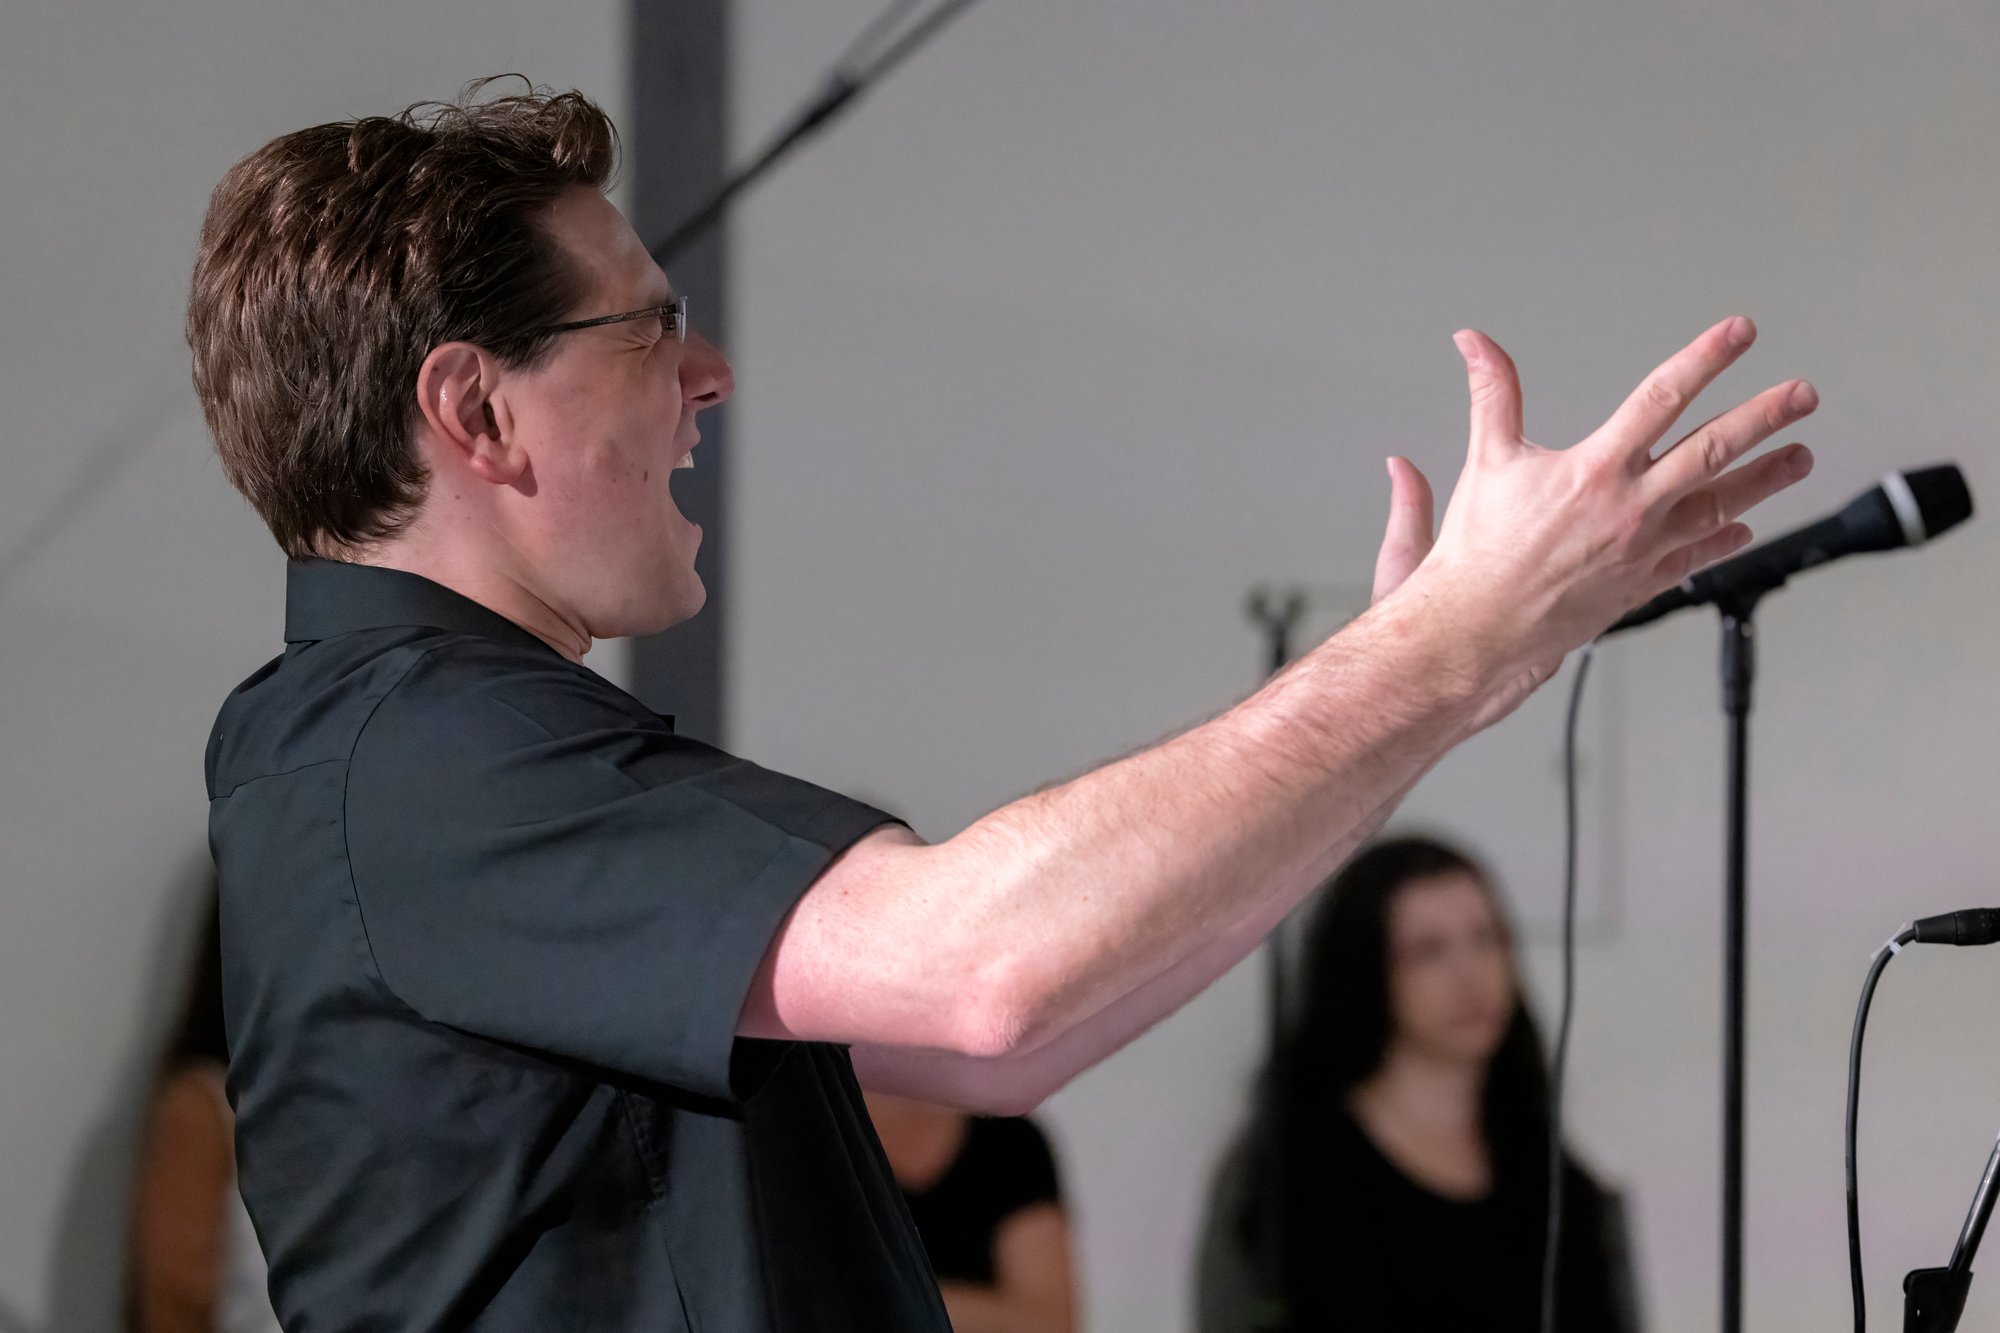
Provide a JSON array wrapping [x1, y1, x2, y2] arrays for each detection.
[[283, 558, 559, 654]]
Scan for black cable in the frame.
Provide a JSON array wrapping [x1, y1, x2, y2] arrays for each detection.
[[1848, 925, 1916, 1332], [651, 0, 982, 265], [1540, 642, 1595, 1333]]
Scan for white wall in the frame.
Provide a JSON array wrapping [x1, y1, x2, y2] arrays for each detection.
[[726, 3, 2000, 1329], [0, 8, 625, 1327]]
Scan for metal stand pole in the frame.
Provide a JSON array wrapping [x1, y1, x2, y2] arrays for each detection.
[[1246, 588, 1307, 1331], [1719, 605, 1758, 1333]]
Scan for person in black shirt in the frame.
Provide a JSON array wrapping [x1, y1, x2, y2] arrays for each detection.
[[188, 72, 1814, 1333], [866, 1092, 1077, 1332], [1196, 837, 1641, 1331]]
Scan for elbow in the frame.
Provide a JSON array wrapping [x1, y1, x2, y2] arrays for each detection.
[[947, 986, 1041, 1063], [944, 952, 1065, 1063]]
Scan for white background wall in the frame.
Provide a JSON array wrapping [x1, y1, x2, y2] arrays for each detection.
[[726, 3, 2000, 1330], [0, 7, 624, 1328]]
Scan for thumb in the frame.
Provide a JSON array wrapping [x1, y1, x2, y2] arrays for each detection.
[[1373, 455, 1436, 604], [1454, 328, 1524, 453]]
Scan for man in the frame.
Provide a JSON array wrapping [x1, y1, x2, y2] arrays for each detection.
[[191, 85, 1815, 1331]]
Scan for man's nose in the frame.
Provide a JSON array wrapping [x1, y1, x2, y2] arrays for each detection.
[[681, 332, 734, 408]]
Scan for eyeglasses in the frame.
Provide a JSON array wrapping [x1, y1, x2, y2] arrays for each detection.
[[535, 295, 688, 344]]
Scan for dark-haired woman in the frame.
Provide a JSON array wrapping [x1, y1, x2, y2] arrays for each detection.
[[1196, 836, 1640, 1332], [126, 892, 280, 1333]]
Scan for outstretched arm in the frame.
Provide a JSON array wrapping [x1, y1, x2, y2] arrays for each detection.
[[745, 319, 1815, 1091], [855, 466, 1438, 1111]]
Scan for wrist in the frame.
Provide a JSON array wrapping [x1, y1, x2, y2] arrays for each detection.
[[1237, 580, 1500, 772], [1363, 565, 1519, 726]]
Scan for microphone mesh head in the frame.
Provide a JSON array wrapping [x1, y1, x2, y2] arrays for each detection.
[[1905, 464, 1973, 538]]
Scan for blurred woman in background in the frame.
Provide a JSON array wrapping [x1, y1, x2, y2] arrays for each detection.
[[1197, 836, 1639, 1332], [126, 891, 279, 1333], [865, 1091, 1079, 1333]]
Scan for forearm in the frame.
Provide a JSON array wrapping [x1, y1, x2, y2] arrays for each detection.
[[927, 589, 1489, 1053], [761, 583, 1495, 1057], [129, 1076, 230, 1333], [854, 774, 1419, 1113]]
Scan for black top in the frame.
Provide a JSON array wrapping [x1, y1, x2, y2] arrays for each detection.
[[205, 559, 949, 1333], [902, 1117, 1062, 1285], [1284, 1108, 1625, 1331]]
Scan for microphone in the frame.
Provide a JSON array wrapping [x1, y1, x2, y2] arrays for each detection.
[[1604, 463, 1973, 636]]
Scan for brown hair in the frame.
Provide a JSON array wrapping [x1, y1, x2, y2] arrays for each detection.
[[187, 78, 618, 557]]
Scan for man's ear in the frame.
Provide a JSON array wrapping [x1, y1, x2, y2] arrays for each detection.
[[414, 342, 526, 486]]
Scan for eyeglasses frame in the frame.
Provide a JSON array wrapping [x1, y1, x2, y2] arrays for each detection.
[[534, 295, 688, 343]]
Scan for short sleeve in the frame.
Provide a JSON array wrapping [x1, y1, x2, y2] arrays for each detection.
[[968, 1116, 1062, 1217], [344, 643, 896, 1103]]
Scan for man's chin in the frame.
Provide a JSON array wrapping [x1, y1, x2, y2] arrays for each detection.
[[637, 573, 706, 636], [590, 562, 705, 639]]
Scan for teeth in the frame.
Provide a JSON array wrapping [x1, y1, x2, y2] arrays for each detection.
[[674, 452, 694, 470]]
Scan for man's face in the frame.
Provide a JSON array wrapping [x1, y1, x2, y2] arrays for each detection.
[[504, 186, 733, 638]]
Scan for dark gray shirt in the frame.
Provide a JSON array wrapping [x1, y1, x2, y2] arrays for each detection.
[[206, 558, 948, 1332]]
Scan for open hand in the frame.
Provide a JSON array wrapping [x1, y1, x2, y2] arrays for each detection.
[[1372, 317, 1815, 695]]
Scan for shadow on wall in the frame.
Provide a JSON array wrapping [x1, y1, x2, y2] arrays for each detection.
[[21, 850, 218, 1333]]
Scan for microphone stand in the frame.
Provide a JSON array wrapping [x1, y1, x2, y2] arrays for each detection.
[[1902, 1130, 2000, 1332], [1603, 465, 1969, 1333], [1717, 596, 1762, 1333], [1248, 589, 1305, 1038], [1245, 588, 1307, 1331]]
